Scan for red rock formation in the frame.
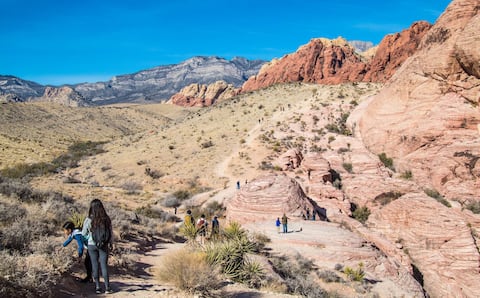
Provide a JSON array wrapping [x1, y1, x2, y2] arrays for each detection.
[[242, 38, 368, 92], [363, 21, 432, 82], [168, 80, 239, 107], [242, 22, 431, 93]]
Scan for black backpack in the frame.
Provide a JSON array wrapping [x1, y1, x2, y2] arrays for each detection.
[[92, 224, 111, 249]]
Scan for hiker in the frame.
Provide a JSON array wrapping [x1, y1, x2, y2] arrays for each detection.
[[306, 208, 310, 220], [62, 221, 92, 283], [184, 209, 194, 227], [196, 214, 208, 244], [312, 209, 316, 221], [275, 217, 281, 233], [82, 199, 113, 294], [281, 213, 288, 233], [211, 215, 220, 240], [236, 181, 240, 189]]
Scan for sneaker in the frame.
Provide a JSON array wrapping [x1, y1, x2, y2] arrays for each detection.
[[95, 288, 103, 294], [105, 288, 114, 294]]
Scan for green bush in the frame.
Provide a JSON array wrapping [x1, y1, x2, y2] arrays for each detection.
[[424, 188, 451, 207], [352, 206, 371, 224], [344, 263, 365, 282], [400, 170, 413, 180], [378, 152, 395, 171]]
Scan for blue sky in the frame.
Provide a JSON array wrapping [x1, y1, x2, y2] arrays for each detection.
[[1, 0, 451, 85]]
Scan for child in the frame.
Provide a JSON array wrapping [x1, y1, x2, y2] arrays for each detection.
[[63, 221, 92, 283], [275, 217, 281, 233]]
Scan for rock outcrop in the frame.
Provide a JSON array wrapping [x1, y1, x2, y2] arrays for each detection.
[[168, 81, 239, 107], [242, 37, 368, 92], [0, 75, 45, 101], [368, 194, 480, 297], [37, 86, 89, 107], [359, 0, 480, 201], [363, 21, 432, 82], [242, 22, 431, 93], [226, 173, 316, 223]]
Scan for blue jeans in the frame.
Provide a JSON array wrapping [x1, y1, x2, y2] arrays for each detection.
[[88, 245, 110, 290], [282, 224, 288, 233]]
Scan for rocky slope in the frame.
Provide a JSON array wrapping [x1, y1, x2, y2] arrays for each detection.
[[242, 21, 431, 92], [74, 56, 265, 104], [167, 80, 239, 107], [0, 75, 45, 102], [37, 86, 89, 107]]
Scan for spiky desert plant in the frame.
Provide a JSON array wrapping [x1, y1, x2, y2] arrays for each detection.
[[238, 258, 265, 288], [68, 212, 86, 229], [344, 262, 365, 282], [179, 223, 198, 244], [223, 221, 246, 241]]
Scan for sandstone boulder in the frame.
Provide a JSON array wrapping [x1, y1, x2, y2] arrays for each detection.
[[226, 173, 316, 223], [273, 148, 303, 171]]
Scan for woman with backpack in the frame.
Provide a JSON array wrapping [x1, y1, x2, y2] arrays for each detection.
[[82, 199, 113, 294]]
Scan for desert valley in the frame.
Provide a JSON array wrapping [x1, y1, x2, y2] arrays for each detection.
[[0, 0, 479, 297]]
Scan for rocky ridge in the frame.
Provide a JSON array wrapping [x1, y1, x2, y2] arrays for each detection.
[[74, 56, 264, 104], [242, 21, 431, 92]]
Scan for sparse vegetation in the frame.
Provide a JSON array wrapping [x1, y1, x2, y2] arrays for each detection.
[[374, 191, 404, 206], [424, 188, 451, 207], [465, 201, 480, 214], [342, 163, 353, 173], [343, 263, 365, 282], [352, 205, 371, 224], [378, 152, 395, 171], [400, 170, 413, 180]]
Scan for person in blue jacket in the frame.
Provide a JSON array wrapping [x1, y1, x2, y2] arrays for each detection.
[[63, 221, 92, 283]]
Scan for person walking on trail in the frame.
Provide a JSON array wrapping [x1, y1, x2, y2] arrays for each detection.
[[196, 214, 208, 244], [184, 210, 195, 227], [281, 213, 288, 233], [82, 199, 114, 294], [275, 217, 281, 233], [236, 181, 240, 189], [306, 208, 310, 220], [211, 216, 220, 240]]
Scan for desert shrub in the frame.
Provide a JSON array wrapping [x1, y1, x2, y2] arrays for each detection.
[[259, 160, 274, 170], [250, 232, 271, 251], [144, 167, 163, 179], [374, 191, 404, 206], [378, 153, 395, 171], [172, 189, 191, 201], [161, 195, 181, 208], [270, 254, 328, 297], [465, 201, 480, 214], [400, 170, 413, 180], [121, 181, 142, 194], [343, 263, 365, 282], [0, 162, 55, 179], [203, 201, 226, 217], [68, 212, 86, 229], [317, 270, 343, 283], [238, 259, 266, 288], [157, 249, 221, 293], [179, 222, 198, 243], [424, 188, 451, 207], [135, 205, 177, 222], [352, 206, 371, 224], [342, 163, 353, 173], [0, 200, 27, 224], [201, 140, 214, 148]]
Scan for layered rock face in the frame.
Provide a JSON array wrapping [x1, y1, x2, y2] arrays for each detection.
[[168, 81, 239, 107], [242, 37, 368, 92], [226, 173, 316, 223], [242, 22, 431, 92], [37, 86, 88, 107], [74, 56, 265, 104], [359, 0, 480, 201], [363, 21, 431, 82], [368, 194, 480, 297]]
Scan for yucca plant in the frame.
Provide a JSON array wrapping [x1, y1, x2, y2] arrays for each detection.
[[69, 212, 86, 229], [238, 258, 265, 288], [223, 221, 246, 241], [179, 223, 198, 244]]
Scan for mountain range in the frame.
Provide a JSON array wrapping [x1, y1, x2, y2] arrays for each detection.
[[0, 56, 265, 105]]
